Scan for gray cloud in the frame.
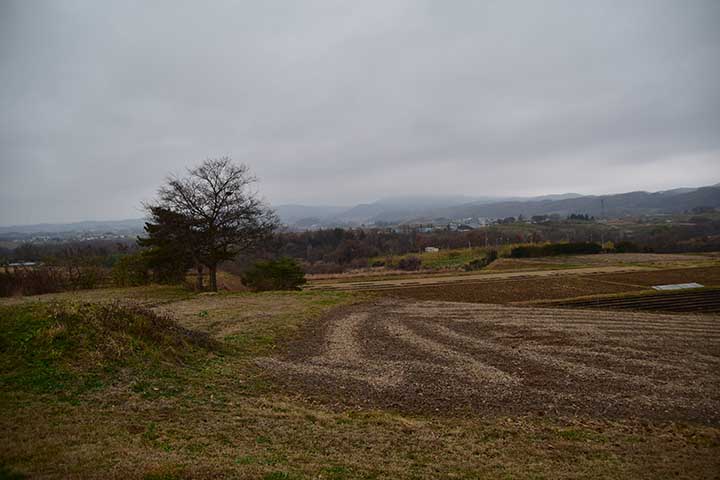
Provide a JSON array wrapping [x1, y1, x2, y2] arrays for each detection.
[[1, 0, 719, 224]]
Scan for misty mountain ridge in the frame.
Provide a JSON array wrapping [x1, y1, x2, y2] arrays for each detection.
[[276, 185, 719, 228], [1, 185, 718, 235], [0, 218, 146, 235]]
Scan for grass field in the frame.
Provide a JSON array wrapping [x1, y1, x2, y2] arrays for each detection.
[[1, 255, 719, 479], [309, 251, 720, 286], [370, 247, 496, 270]]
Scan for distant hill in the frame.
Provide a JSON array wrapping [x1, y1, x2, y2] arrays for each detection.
[[276, 185, 719, 228], [0, 218, 146, 235], [3, 185, 718, 234], [273, 205, 349, 225], [428, 186, 720, 221]]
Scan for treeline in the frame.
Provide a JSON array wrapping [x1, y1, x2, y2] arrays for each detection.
[[0, 239, 137, 266], [3, 213, 720, 295], [251, 218, 720, 273], [261, 227, 560, 273], [0, 240, 139, 297]]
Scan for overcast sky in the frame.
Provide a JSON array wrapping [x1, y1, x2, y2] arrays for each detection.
[[1, 0, 719, 225]]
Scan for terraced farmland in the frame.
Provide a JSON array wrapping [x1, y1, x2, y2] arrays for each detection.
[[553, 288, 720, 313], [262, 299, 720, 424]]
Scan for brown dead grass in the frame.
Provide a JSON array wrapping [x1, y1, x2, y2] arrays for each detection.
[[3, 391, 719, 480], [2, 288, 719, 479]]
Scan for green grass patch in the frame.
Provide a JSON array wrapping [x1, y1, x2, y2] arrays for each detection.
[[373, 247, 494, 270], [0, 302, 217, 399], [0, 464, 26, 480]]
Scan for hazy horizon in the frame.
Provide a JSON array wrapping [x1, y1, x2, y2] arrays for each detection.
[[2, 180, 720, 228], [2, 0, 719, 225]]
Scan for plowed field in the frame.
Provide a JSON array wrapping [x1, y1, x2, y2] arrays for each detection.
[[262, 299, 720, 424]]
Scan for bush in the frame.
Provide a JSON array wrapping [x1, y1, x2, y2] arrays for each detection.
[[242, 257, 307, 291], [112, 253, 150, 287], [0, 265, 109, 297], [397, 256, 422, 271], [463, 249, 498, 271], [613, 241, 641, 253], [0, 267, 66, 297]]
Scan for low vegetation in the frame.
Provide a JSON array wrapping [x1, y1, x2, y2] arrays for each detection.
[[0, 302, 216, 398], [0, 265, 108, 297], [1, 281, 718, 479], [242, 257, 307, 291], [374, 246, 501, 271]]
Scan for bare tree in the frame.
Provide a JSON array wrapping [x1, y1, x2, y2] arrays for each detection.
[[146, 157, 277, 291]]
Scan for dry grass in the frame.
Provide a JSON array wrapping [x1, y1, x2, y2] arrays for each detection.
[[3, 393, 719, 479], [1, 286, 719, 479], [0, 284, 195, 308]]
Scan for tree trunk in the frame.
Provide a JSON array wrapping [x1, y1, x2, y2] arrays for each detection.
[[195, 263, 204, 290], [209, 264, 218, 292]]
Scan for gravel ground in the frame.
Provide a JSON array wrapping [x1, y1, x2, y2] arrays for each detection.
[[261, 299, 720, 424]]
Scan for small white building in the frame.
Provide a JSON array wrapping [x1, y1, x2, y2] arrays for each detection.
[[424, 247, 440, 253]]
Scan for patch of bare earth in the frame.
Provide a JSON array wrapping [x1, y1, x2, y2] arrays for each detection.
[[385, 276, 646, 303], [593, 266, 720, 287], [519, 252, 715, 265], [261, 299, 720, 424]]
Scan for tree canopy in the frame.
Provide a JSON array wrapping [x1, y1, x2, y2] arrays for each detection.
[[142, 157, 277, 291]]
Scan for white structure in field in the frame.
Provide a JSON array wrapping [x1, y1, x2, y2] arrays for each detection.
[[652, 283, 703, 291], [424, 247, 440, 253]]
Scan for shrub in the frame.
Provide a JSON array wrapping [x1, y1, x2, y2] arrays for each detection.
[[112, 253, 150, 287], [613, 241, 641, 253], [0, 267, 64, 297], [242, 257, 307, 291], [463, 249, 498, 271], [397, 256, 422, 271], [0, 265, 112, 297]]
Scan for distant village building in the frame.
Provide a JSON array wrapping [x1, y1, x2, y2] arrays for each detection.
[[424, 247, 440, 253]]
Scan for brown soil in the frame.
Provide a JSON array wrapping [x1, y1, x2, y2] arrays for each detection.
[[385, 276, 646, 303], [593, 266, 720, 287], [261, 299, 720, 424], [306, 265, 653, 291], [519, 253, 715, 265]]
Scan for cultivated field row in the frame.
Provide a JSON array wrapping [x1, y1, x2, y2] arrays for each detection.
[[262, 299, 720, 424]]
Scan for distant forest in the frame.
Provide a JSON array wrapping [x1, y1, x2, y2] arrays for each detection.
[[3, 213, 720, 276]]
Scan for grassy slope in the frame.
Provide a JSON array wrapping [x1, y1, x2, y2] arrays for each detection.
[[1, 287, 719, 479]]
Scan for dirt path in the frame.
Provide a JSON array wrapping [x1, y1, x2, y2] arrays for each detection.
[[260, 299, 720, 423]]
